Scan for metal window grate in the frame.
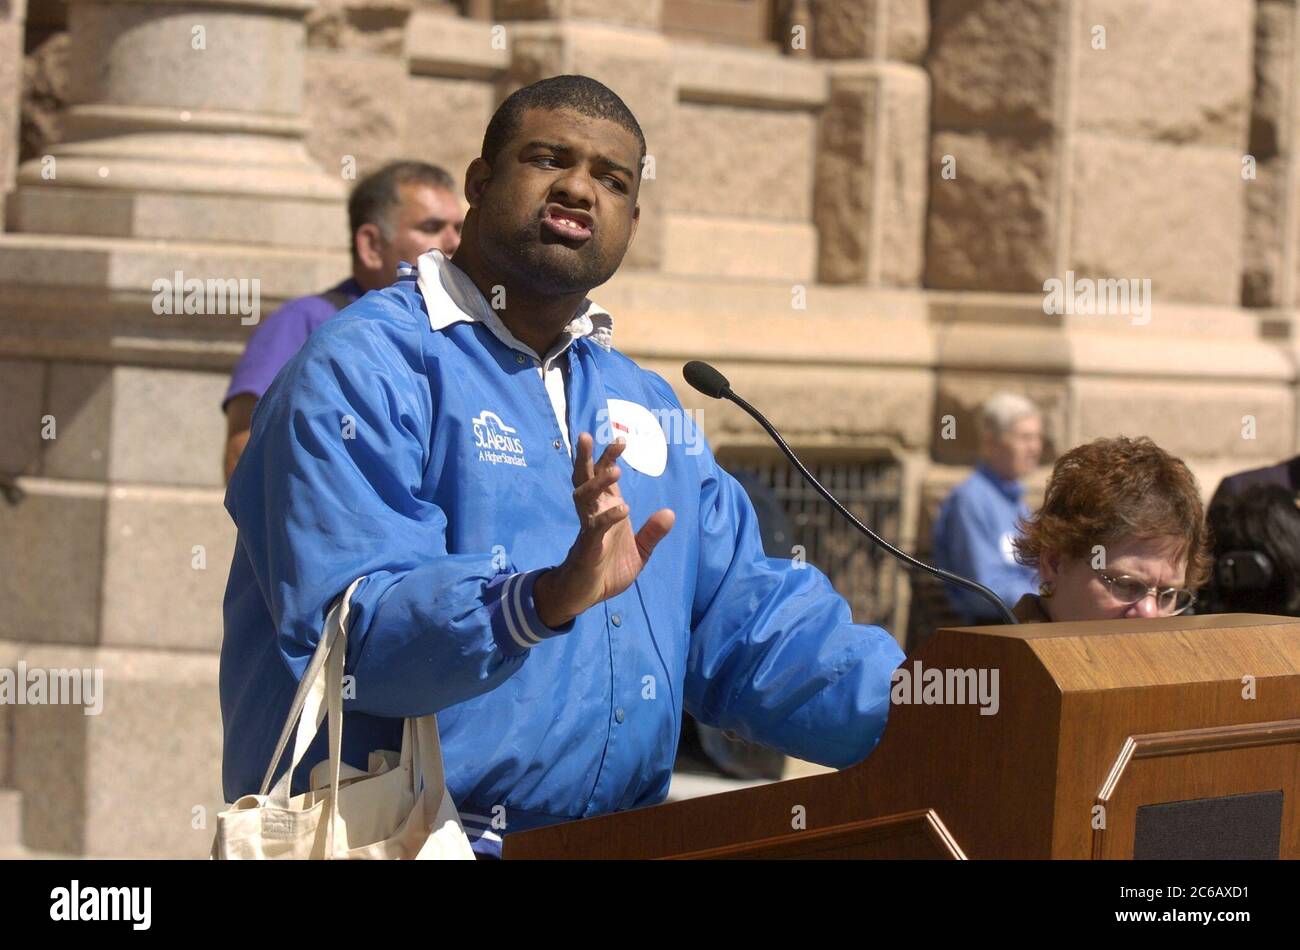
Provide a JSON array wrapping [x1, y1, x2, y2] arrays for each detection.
[[721, 454, 903, 629]]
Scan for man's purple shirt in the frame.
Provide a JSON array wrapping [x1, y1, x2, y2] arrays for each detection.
[[223, 277, 363, 408]]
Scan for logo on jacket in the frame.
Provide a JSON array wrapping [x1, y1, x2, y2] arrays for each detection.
[[472, 410, 527, 467]]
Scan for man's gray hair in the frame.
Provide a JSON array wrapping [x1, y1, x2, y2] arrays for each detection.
[[348, 161, 456, 259], [978, 391, 1041, 438]]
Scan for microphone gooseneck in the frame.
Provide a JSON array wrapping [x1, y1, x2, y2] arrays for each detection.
[[683, 360, 1019, 626]]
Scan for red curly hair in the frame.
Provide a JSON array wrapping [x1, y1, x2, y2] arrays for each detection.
[[1013, 436, 1211, 588]]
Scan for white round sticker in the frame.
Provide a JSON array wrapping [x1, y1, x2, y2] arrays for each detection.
[[1000, 531, 1017, 564], [604, 399, 668, 477]]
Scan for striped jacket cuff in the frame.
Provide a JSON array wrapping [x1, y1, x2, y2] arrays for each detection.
[[489, 569, 574, 656]]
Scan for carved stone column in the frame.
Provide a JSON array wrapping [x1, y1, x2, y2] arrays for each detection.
[[12, 0, 345, 246]]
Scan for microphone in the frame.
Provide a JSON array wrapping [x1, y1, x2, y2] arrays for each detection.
[[682, 360, 1018, 625], [683, 360, 731, 400]]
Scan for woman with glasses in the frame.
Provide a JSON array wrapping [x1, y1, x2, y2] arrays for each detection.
[[1010, 436, 1211, 622]]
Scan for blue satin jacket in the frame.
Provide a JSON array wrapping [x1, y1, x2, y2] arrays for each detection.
[[219, 253, 905, 855]]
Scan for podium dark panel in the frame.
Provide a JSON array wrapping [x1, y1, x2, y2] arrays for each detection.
[[1133, 790, 1284, 860]]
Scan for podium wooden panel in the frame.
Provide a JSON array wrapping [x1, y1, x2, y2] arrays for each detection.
[[504, 614, 1300, 859]]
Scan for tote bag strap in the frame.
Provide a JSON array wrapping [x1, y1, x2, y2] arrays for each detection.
[[410, 715, 451, 816], [392, 718, 432, 817], [323, 604, 348, 856], [259, 578, 364, 803]]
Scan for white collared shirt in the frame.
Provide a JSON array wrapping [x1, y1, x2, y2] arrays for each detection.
[[410, 250, 613, 455]]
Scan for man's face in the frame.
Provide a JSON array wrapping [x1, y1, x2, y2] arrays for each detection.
[[982, 414, 1043, 482], [470, 107, 640, 295], [381, 182, 463, 277]]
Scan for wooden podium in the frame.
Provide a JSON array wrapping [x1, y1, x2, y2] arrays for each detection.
[[504, 613, 1300, 859]]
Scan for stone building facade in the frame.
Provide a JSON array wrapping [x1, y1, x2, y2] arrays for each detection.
[[0, 0, 1294, 856]]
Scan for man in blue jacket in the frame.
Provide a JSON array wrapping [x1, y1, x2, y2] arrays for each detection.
[[220, 74, 906, 857], [932, 392, 1043, 623]]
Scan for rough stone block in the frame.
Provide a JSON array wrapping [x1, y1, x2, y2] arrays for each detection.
[[304, 50, 409, 182], [811, 0, 930, 62], [1074, 0, 1254, 148], [405, 75, 494, 186], [0, 1, 26, 28], [1241, 155, 1289, 308], [496, 0, 661, 30], [1250, 0, 1297, 160], [928, 0, 1065, 133], [18, 30, 69, 169], [1069, 135, 1245, 305], [817, 62, 928, 286], [100, 486, 235, 652], [307, 0, 411, 56], [670, 102, 814, 222], [1244, 3, 1300, 308], [0, 480, 105, 647], [925, 129, 1058, 292]]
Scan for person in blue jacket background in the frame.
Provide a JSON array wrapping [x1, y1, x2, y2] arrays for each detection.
[[931, 391, 1044, 624], [220, 74, 906, 857]]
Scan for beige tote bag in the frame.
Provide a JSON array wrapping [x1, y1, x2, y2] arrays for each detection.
[[212, 580, 475, 860]]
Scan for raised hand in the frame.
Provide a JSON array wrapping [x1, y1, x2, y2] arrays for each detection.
[[533, 432, 675, 628]]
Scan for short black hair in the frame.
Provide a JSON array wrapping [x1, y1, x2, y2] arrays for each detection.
[[348, 161, 456, 259], [1208, 485, 1300, 615], [480, 74, 646, 169]]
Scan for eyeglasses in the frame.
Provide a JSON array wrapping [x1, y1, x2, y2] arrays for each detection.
[[1092, 568, 1196, 616]]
